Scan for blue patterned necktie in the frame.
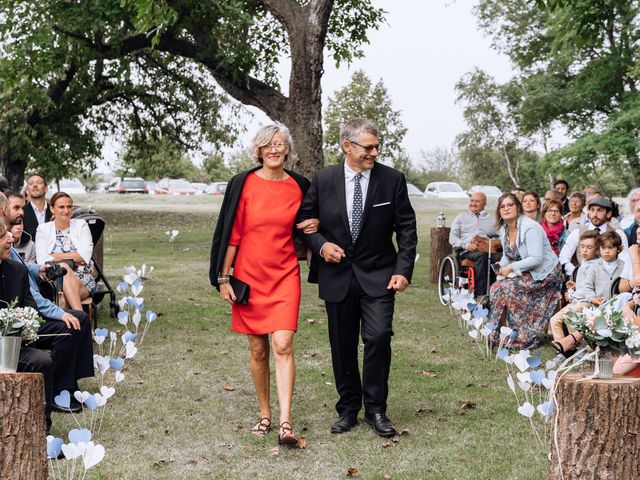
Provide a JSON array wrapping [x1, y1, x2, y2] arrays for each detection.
[[351, 173, 363, 241]]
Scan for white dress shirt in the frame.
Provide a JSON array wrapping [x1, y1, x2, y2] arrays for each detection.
[[344, 162, 370, 230], [31, 201, 48, 225]]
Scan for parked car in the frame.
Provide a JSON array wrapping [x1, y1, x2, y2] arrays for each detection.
[[190, 182, 208, 194], [406, 183, 423, 197], [112, 177, 149, 194], [205, 182, 228, 196], [155, 178, 199, 195], [146, 181, 157, 195], [467, 185, 503, 199], [48, 178, 87, 195], [89, 182, 109, 193], [423, 181, 468, 199]]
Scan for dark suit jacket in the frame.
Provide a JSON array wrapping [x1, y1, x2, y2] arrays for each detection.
[[298, 162, 417, 302], [0, 258, 38, 310], [23, 202, 51, 241]]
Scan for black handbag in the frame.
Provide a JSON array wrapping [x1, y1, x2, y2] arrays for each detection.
[[230, 276, 250, 305]]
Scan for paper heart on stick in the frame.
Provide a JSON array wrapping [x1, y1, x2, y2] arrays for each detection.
[[94, 393, 107, 407], [54, 390, 70, 408], [115, 371, 125, 383], [124, 272, 137, 285], [61, 443, 83, 460], [517, 402, 535, 418], [468, 330, 479, 339], [83, 442, 105, 470], [117, 311, 129, 326], [100, 386, 115, 399], [132, 310, 141, 328], [109, 357, 125, 370], [513, 352, 530, 373], [131, 281, 143, 297], [516, 372, 531, 384], [517, 381, 531, 392], [507, 374, 515, 394], [537, 401, 554, 417], [47, 437, 64, 459], [461, 312, 471, 322], [530, 369, 545, 385], [473, 317, 483, 329], [146, 310, 157, 323], [94, 336, 105, 345], [68, 428, 91, 444], [74, 391, 90, 403], [94, 328, 108, 337], [84, 395, 98, 411], [125, 342, 137, 359], [122, 331, 137, 344]]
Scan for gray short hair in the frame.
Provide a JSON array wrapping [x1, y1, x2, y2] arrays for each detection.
[[250, 122, 294, 164], [340, 118, 380, 153]]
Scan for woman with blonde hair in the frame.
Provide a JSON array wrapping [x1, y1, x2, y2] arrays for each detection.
[[210, 123, 318, 445]]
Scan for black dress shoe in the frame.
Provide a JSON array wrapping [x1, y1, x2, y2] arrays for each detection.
[[331, 416, 357, 434], [51, 399, 83, 414], [364, 412, 397, 437]]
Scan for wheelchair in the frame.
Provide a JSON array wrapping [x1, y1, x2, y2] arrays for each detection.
[[437, 251, 477, 305]]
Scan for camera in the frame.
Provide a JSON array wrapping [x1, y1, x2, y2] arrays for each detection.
[[44, 262, 68, 281]]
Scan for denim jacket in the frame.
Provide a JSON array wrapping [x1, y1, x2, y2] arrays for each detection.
[[499, 215, 559, 281]]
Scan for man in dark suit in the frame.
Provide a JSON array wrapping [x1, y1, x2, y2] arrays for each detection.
[[298, 118, 417, 437], [22, 172, 51, 241], [0, 218, 54, 432]]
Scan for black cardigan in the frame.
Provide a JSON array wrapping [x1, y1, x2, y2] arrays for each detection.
[[209, 166, 315, 289]]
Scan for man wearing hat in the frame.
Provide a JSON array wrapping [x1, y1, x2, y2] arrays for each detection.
[[559, 196, 628, 276]]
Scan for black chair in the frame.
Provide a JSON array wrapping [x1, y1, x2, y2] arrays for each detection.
[[609, 276, 621, 299]]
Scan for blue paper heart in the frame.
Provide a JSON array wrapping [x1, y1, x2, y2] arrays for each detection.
[[47, 437, 64, 458], [123, 331, 137, 343], [137, 303, 145, 311], [109, 357, 125, 370], [527, 350, 542, 368], [530, 369, 545, 385], [126, 297, 138, 308], [496, 348, 509, 360], [473, 307, 489, 319], [83, 395, 98, 411], [146, 310, 157, 322], [117, 311, 129, 322], [509, 330, 518, 339], [116, 281, 129, 293], [538, 400, 554, 417], [484, 321, 497, 331], [68, 428, 91, 444], [54, 390, 70, 408], [94, 328, 109, 338], [467, 302, 477, 312]]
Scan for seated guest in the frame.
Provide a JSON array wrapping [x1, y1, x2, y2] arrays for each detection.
[[522, 191, 541, 221], [11, 220, 36, 263], [543, 189, 562, 206], [540, 199, 567, 255], [612, 292, 640, 376], [559, 197, 628, 277], [489, 193, 562, 350], [623, 201, 640, 246], [563, 230, 600, 294], [620, 188, 640, 230], [0, 219, 54, 432], [564, 192, 586, 231], [553, 179, 570, 214], [0, 192, 93, 414], [35, 192, 96, 311], [551, 231, 624, 355], [449, 192, 501, 299]]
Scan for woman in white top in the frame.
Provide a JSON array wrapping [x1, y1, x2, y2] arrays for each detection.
[[35, 192, 95, 310]]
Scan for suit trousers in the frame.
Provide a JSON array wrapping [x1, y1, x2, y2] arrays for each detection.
[[30, 308, 94, 394], [325, 274, 395, 417]]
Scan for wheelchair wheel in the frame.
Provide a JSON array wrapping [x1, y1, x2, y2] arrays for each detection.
[[438, 255, 458, 306]]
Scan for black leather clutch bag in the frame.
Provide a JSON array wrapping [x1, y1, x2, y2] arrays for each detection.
[[230, 276, 250, 305]]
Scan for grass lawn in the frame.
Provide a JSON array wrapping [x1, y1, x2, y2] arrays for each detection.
[[50, 195, 550, 479]]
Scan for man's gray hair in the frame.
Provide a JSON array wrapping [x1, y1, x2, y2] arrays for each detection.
[[340, 118, 380, 153], [250, 122, 294, 164]]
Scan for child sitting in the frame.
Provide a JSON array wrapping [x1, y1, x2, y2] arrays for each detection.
[[11, 221, 36, 263], [551, 230, 624, 355]]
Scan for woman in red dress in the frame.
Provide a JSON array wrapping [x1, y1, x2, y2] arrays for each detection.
[[209, 123, 318, 445]]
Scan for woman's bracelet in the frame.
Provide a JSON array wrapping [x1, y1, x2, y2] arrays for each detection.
[[217, 274, 230, 284]]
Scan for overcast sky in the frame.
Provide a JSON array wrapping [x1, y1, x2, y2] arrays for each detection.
[[102, 0, 513, 170]]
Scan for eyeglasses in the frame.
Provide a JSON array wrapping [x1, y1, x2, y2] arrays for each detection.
[[547, 209, 561, 214], [260, 142, 287, 152], [499, 203, 516, 209], [350, 141, 380, 154]]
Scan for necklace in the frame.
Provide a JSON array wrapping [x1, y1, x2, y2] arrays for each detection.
[[260, 174, 288, 195]]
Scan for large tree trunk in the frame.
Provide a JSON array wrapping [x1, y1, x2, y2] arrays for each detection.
[[548, 373, 640, 480], [0, 373, 47, 480]]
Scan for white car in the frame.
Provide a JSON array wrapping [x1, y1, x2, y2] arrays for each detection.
[[423, 182, 468, 200], [406, 183, 423, 197], [467, 185, 503, 199], [48, 178, 87, 195]]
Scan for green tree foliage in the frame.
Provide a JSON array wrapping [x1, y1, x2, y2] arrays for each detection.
[[323, 70, 407, 166], [120, 137, 197, 180], [474, 0, 640, 191]]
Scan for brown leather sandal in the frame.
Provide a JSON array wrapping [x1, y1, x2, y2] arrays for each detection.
[[250, 417, 271, 436], [278, 421, 298, 445]]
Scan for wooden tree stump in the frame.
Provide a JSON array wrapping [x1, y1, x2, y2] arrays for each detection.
[[430, 227, 451, 283], [549, 373, 640, 480], [0, 373, 47, 480]]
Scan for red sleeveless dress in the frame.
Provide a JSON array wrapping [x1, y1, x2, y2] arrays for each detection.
[[229, 173, 302, 334]]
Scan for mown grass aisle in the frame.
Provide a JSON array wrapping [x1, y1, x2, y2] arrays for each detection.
[[51, 198, 548, 479]]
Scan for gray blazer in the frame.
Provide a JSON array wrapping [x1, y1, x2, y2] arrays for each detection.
[[574, 258, 625, 302]]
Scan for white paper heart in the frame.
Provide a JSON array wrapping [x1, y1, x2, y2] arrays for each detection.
[[73, 390, 90, 403], [115, 371, 125, 383], [473, 317, 483, 329], [131, 283, 143, 297], [135, 298, 144, 306], [461, 312, 471, 322], [132, 310, 141, 328], [513, 353, 530, 373], [507, 374, 515, 394], [516, 372, 531, 384], [518, 381, 531, 392], [125, 342, 138, 359], [100, 386, 115, 399], [468, 330, 478, 339], [94, 393, 107, 407], [83, 442, 105, 470], [499, 326, 513, 340], [517, 402, 535, 418], [61, 443, 84, 460], [110, 331, 117, 342], [537, 401, 553, 417], [94, 336, 105, 345], [124, 273, 137, 285]]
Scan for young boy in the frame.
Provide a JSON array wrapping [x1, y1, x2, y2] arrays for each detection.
[[551, 230, 625, 354]]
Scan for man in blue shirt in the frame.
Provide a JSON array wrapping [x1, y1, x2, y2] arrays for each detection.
[[2, 192, 93, 413]]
